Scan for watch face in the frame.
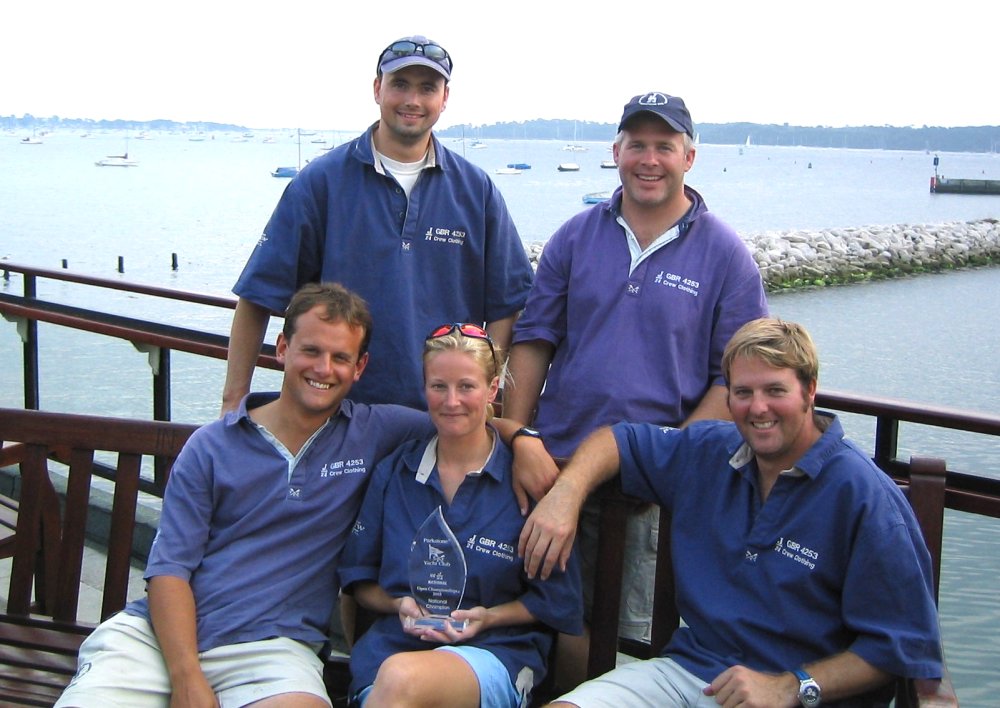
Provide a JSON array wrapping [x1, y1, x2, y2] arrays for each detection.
[[800, 682, 821, 706]]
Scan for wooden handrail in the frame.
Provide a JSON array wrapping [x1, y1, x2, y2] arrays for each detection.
[[1, 262, 239, 310], [1, 261, 998, 518]]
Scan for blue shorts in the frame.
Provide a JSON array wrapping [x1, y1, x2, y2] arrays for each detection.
[[355, 645, 521, 708]]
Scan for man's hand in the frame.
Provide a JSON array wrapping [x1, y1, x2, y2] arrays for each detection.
[[517, 478, 583, 580], [703, 665, 797, 708], [512, 436, 560, 515], [168, 673, 220, 708]]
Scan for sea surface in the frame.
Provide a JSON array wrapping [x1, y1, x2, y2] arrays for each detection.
[[2, 130, 999, 703]]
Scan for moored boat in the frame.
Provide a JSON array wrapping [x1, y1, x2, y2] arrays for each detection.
[[95, 154, 138, 167], [582, 190, 612, 204]]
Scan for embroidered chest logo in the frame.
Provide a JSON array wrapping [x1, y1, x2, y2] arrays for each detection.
[[653, 271, 700, 297], [467, 534, 515, 562], [424, 227, 467, 246], [319, 458, 367, 477], [773, 537, 819, 571]]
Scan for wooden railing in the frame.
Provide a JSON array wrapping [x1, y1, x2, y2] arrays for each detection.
[[2, 261, 1000, 510], [1, 262, 279, 420]]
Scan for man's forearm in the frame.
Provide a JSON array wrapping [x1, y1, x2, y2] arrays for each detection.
[[147, 575, 204, 685], [485, 313, 518, 361], [503, 340, 555, 424], [221, 298, 271, 414], [518, 426, 622, 579], [805, 651, 892, 704], [682, 383, 730, 427]]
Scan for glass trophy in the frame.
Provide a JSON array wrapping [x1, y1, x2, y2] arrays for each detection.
[[407, 506, 468, 632]]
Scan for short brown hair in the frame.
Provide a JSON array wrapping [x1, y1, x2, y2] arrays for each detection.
[[282, 283, 373, 356]]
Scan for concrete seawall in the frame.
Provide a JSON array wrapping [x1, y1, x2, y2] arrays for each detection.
[[524, 218, 1000, 291]]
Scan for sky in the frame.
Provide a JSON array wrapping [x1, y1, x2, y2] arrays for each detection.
[[3, 0, 998, 132]]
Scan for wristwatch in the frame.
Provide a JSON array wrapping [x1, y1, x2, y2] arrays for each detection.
[[512, 426, 543, 442], [793, 668, 822, 707]]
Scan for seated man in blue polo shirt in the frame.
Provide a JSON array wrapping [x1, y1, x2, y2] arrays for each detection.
[[56, 283, 433, 708], [519, 318, 943, 707]]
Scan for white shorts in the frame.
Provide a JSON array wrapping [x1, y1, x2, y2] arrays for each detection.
[[555, 656, 713, 708], [55, 613, 331, 708]]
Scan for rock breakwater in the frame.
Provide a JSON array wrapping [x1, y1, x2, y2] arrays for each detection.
[[523, 218, 1000, 291]]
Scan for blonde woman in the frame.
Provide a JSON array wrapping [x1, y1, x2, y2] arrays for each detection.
[[339, 323, 581, 708]]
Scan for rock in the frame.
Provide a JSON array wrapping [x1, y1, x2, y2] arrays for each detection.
[[522, 219, 1000, 290]]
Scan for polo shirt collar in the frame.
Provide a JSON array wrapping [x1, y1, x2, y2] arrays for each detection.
[[727, 411, 842, 480], [412, 428, 504, 485], [233, 391, 353, 427], [364, 122, 442, 176]]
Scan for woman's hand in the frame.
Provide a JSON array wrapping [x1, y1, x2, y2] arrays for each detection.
[[406, 606, 488, 644]]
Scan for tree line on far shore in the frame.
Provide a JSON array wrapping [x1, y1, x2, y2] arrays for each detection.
[[7, 114, 1000, 154], [439, 119, 1000, 154]]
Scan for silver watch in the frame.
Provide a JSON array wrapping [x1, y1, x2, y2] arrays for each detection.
[[793, 669, 822, 707]]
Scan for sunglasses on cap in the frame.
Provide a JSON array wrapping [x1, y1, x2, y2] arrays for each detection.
[[426, 323, 497, 371], [377, 40, 453, 75]]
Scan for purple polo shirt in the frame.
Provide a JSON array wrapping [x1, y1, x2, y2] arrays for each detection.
[[513, 186, 768, 458], [126, 392, 433, 652]]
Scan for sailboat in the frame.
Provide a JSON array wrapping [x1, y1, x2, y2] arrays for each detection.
[[271, 129, 302, 178], [563, 121, 587, 152], [95, 152, 138, 167], [96, 135, 138, 167], [563, 121, 586, 152]]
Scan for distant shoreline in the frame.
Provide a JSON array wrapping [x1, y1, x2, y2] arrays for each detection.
[[6, 115, 1000, 154]]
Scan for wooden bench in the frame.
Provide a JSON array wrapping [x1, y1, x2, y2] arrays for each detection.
[[0, 408, 197, 706], [0, 442, 28, 559], [588, 455, 958, 707], [0, 407, 368, 706]]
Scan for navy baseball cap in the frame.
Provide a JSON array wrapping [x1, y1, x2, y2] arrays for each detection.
[[618, 92, 694, 137], [376, 35, 452, 80]]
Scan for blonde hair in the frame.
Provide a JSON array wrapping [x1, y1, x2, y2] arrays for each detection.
[[722, 318, 819, 390]]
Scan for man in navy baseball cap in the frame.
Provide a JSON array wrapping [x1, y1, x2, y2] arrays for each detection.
[[376, 35, 452, 81], [618, 91, 694, 137], [505, 86, 766, 691]]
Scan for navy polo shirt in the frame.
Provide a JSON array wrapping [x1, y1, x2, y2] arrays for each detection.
[[612, 414, 943, 682], [340, 432, 582, 696], [234, 125, 533, 409]]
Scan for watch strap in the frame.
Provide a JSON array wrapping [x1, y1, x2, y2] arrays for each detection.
[[512, 426, 542, 441]]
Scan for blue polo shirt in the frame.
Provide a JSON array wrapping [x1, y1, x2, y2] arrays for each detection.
[[233, 124, 533, 409], [339, 432, 582, 697], [512, 186, 767, 458], [125, 393, 433, 653], [612, 414, 943, 681]]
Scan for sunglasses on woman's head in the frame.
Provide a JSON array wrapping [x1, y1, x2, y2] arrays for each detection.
[[426, 323, 497, 371]]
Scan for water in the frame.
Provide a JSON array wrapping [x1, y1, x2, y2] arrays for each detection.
[[2, 130, 999, 703]]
